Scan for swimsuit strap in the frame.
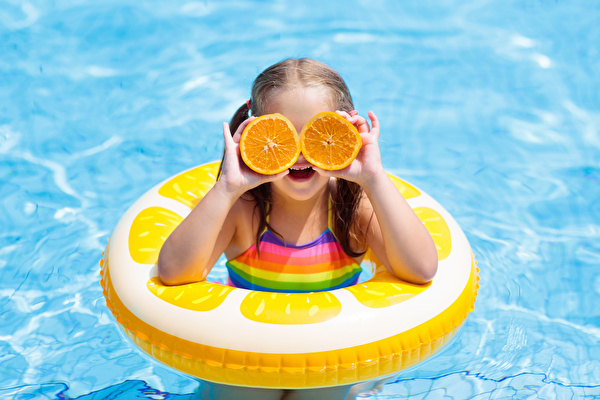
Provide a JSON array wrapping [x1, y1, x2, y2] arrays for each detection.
[[328, 195, 337, 238], [327, 195, 333, 232]]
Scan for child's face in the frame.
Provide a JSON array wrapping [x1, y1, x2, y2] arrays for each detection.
[[264, 86, 334, 201], [264, 86, 333, 133]]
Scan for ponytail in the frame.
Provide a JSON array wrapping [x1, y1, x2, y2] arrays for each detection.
[[229, 102, 251, 135]]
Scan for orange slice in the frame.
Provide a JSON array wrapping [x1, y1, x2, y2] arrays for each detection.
[[300, 111, 362, 170], [240, 113, 301, 175]]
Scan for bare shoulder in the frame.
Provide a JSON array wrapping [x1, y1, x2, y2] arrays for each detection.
[[229, 193, 255, 219], [224, 194, 259, 259]]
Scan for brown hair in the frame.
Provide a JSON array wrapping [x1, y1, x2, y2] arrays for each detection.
[[223, 58, 367, 257]]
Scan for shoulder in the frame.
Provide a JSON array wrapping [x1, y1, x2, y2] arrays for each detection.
[[224, 193, 260, 259], [229, 193, 256, 217], [228, 193, 259, 234]]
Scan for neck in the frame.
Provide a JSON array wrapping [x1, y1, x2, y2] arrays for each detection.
[[268, 184, 330, 243]]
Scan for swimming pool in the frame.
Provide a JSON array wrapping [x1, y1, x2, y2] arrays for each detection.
[[1, 0, 599, 398]]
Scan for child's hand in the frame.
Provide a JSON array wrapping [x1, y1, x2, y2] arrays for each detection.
[[219, 118, 289, 196], [314, 110, 386, 188]]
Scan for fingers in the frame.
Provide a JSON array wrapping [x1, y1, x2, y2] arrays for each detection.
[[312, 165, 336, 179], [353, 110, 380, 138], [362, 111, 379, 140], [336, 110, 374, 135], [354, 115, 369, 135], [368, 111, 380, 131], [351, 113, 370, 135], [232, 116, 255, 143], [245, 168, 290, 190], [335, 110, 360, 123], [222, 122, 235, 150], [265, 169, 290, 182]]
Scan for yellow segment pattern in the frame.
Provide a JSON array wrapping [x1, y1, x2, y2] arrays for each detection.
[[345, 252, 431, 308], [158, 162, 220, 209], [101, 254, 479, 388], [128, 207, 183, 265], [414, 207, 452, 261], [388, 174, 420, 199], [240, 290, 342, 324], [346, 206, 451, 309], [147, 277, 234, 311], [103, 162, 479, 388]]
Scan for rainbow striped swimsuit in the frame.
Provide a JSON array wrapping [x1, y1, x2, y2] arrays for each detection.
[[226, 225, 362, 293]]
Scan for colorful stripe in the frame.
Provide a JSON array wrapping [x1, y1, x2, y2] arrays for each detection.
[[226, 229, 361, 293]]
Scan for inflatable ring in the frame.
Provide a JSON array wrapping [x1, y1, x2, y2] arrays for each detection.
[[100, 161, 478, 389]]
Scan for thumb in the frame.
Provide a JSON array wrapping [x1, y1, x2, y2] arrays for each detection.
[[262, 169, 290, 182], [222, 122, 236, 151], [312, 166, 335, 178]]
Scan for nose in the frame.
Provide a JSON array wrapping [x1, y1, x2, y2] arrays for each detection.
[[292, 153, 313, 168]]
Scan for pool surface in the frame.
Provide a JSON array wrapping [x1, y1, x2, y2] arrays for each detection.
[[1, 0, 599, 398]]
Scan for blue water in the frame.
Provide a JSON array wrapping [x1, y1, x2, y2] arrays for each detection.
[[1, 0, 599, 398]]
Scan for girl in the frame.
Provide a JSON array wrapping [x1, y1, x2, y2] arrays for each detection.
[[157, 58, 438, 399], [158, 58, 437, 291]]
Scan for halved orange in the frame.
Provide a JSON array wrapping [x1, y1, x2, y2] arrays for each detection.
[[300, 111, 362, 170], [240, 113, 301, 175]]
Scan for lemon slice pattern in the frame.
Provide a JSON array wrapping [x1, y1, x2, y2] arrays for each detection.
[[388, 174, 420, 200], [129, 163, 219, 265], [147, 277, 234, 312], [158, 162, 220, 209], [103, 161, 478, 389], [346, 207, 451, 309], [346, 266, 432, 309], [240, 291, 342, 324], [129, 207, 183, 265], [414, 207, 451, 261]]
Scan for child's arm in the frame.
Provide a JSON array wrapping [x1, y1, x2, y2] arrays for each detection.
[[359, 172, 438, 284], [158, 178, 239, 285], [157, 119, 288, 285], [319, 111, 438, 284]]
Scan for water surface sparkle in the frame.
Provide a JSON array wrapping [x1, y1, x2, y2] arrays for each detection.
[[1, 0, 599, 398]]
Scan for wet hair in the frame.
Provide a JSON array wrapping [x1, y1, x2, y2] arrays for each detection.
[[221, 58, 367, 258]]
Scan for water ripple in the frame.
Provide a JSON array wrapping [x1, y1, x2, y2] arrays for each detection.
[[2, 0, 600, 397]]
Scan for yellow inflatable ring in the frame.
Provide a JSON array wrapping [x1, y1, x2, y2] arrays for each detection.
[[100, 161, 479, 389]]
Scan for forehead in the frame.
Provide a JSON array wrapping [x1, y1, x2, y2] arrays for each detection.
[[263, 86, 334, 117]]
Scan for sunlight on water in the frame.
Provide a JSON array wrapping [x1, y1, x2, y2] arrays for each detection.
[[1, 0, 599, 398]]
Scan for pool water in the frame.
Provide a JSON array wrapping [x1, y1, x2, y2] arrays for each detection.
[[1, 0, 599, 398]]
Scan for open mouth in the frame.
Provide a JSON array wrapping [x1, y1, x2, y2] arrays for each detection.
[[288, 166, 315, 179]]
